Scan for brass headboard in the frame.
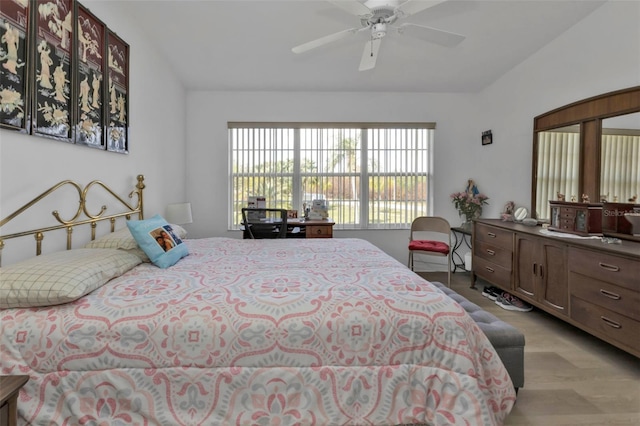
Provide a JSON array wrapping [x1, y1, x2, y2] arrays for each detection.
[[0, 175, 145, 265]]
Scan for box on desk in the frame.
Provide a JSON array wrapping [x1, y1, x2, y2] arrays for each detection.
[[245, 196, 267, 221], [247, 196, 266, 209]]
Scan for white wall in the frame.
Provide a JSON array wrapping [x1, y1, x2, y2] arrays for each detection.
[[474, 0, 640, 218], [0, 2, 187, 265], [185, 1, 639, 267], [186, 90, 476, 264]]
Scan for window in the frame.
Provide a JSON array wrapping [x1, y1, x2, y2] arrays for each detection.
[[229, 122, 435, 229]]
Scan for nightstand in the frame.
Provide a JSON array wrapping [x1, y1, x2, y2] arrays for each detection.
[[0, 375, 28, 426]]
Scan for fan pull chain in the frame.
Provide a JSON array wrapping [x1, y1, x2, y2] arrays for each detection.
[[370, 34, 374, 57]]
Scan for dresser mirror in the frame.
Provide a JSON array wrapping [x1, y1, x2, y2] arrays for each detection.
[[531, 86, 640, 220]]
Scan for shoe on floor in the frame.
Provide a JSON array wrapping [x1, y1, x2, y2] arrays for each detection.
[[482, 286, 500, 301], [494, 292, 508, 306], [495, 292, 533, 312]]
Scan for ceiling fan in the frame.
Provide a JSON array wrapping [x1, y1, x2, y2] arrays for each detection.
[[292, 0, 465, 71]]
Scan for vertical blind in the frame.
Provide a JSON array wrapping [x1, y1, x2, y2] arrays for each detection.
[[601, 133, 640, 203], [536, 130, 580, 219], [228, 123, 435, 230]]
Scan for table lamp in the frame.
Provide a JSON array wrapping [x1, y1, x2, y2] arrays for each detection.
[[165, 202, 193, 225]]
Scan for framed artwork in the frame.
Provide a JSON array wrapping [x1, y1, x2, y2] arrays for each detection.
[[106, 29, 128, 153], [0, 0, 31, 132], [482, 129, 493, 145], [31, 0, 74, 142], [74, 4, 105, 148]]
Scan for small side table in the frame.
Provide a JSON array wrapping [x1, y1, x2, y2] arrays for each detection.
[[451, 226, 472, 272], [0, 375, 28, 426]]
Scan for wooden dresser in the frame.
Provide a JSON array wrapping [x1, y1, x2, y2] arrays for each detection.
[[472, 219, 640, 357]]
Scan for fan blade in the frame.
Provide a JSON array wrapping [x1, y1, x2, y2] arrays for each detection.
[[397, 23, 465, 47], [328, 0, 372, 17], [292, 28, 361, 54], [359, 38, 381, 71], [395, 0, 447, 18]]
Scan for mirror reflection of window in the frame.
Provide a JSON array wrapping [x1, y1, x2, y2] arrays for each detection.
[[600, 112, 640, 204], [535, 125, 581, 219]]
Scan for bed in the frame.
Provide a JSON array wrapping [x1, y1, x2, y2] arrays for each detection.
[[0, 176, 516, 425]]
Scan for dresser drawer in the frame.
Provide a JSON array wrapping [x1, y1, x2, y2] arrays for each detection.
[[560, 207, 576, 218], [571, 296, 640, 354], [560, 218, 575, 229], [473, 256, 512, 288], [305, 225, 332, 238], [474, 223, 513, 251], [568, 248, 639, 290], [570, 272, 640, 321], [474, 240, 512, 269]]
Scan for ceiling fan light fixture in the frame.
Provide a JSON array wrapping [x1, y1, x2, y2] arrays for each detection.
[[372, 22, 387, 38]]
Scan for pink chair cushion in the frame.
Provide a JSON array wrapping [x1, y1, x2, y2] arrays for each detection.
[[409, 240, 450, 255]]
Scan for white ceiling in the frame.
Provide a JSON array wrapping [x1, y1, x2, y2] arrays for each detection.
[[113, 0, 606, 92]]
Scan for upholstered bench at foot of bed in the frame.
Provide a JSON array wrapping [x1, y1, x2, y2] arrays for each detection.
[[431, 281, 525, 391]]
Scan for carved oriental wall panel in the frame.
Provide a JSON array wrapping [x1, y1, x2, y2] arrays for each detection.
[[0, 0, 129, 153]]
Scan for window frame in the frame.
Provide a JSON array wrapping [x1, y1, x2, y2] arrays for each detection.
[[229, 122, 436, 230]]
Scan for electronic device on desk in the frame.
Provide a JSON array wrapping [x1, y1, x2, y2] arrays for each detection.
[[308, 199, 328, 220]]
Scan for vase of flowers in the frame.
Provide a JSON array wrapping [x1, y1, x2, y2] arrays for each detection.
[[451, 190, 489, 230]]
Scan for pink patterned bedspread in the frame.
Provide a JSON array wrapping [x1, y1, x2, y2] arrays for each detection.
[[1, 238, 515, 425]]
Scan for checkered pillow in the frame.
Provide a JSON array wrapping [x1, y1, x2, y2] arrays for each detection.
[[0, 249, 142, 309], [84, 227, 139, 250]]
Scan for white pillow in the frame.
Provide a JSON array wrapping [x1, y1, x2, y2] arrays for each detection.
[[84, 227, 139, 250], [0, 249, 142, 309], [85, 224, 188, 262]]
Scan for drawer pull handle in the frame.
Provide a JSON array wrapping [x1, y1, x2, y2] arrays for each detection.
[[487, 232, 496, 238], [598, 262, 620, 272], [599, 289, 621, 300], [520, 289, 534, 296], [600, 316, 621, 329], [486, 249, 495, 256], [484, 266, 495, 273], [545, 301, 565, 310]]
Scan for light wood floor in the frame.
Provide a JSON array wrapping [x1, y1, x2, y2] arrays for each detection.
[[418, 271, 640, 426]]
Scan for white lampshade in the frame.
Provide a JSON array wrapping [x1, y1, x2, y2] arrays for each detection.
[[165, 202, 193, 225]]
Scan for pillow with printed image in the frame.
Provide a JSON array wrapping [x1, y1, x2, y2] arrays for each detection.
[[126, 214, 188, 268]]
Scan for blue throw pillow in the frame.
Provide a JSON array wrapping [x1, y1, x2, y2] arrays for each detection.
[[126, 214, 188, 268]]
